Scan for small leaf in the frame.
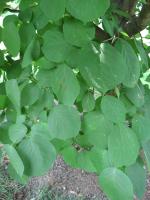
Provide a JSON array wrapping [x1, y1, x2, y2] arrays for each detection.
[[99, 168, 134, 200], [132, 115, 150, 144], [50, 64, 80, 105], [125, 162, 146, 200], [21, 83, 40, 106], [3, 22, 20, 56], [5, 79, 21, 113], [125, 83, 145, 108], [82, 92, 95, 112], [9, 123, 27, 143], [4, 144, 24, 176], [17, 134, 56, 176]]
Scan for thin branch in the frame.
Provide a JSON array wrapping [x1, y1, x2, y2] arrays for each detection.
[[3, 8, 19, 13]]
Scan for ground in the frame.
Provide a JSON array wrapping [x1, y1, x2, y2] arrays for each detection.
[[0, 156, 150, 200]]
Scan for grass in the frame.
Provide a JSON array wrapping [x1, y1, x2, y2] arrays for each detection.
[[0, 169, 23, 200], [0, 166, 85, 200]]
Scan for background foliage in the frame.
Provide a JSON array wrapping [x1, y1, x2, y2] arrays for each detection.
[[0, 0, 150, 200]]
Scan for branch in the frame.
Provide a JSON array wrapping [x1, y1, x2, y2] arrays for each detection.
[[111, 0, 137, 14], [123, 0, 150, 36], [95, 26, 110, 42], [3, 8, 19, 13]]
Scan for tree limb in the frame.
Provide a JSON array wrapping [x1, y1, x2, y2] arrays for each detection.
[[3, 8, 19, 13], [123, 0, 150, 36], [95, 26, 110, 42]]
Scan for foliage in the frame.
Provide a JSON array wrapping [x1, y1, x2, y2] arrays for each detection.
[[0, 0, 150, 200]]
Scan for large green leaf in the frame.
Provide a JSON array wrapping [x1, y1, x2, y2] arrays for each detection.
[[99, 168, 134, 200], [101, 95, 126, 123], [48, 105, 81, 140], [4, 144, 24, 176], [108, 124, 139, 167], [3, 22, 20, 56], [40, 0, 66, 21], [50, 64, 80, 105], [66, 0, 110, 22], [5, 79, 21, 113], [17, 134, 56, 176], [42, 30, 71, 63], [31, 122, 53, 140], [99, 43, 127, 92], [115, 39, 140, 87], [125, 162, 146, 200], [132, 115, 150, 144], [62, 146, 110, 173], [82, 92, 95, 112], [9, 123, 27, 143], [22, 37, 40, 68], [76, 44, 126, 93], [21, 83, 40, 106], [82, 111, 113, 149], [143, 140, 150, 171], [125, 83, 145, 108], [63, 18, 95, 47]]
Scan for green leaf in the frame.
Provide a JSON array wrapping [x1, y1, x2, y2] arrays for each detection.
[[21, 83, 40, 106], [76, 44, 126, 93], [99, 168, 134, 200], [63, 18, 95, 47], [101, 95, 126, 123], [36, 57, 55, 70], [134, 40, 148, 69], [2, 22, 20, 56], [19, 23, 35, 51], [5, 79, 21, 113], [8, 164, 29, 185], [132, 115, 150, 144], [99, 43, 127, 92], [108, 124, 139, 167], [0, 95, 7, 109], [17, 134, 56, 176], [88, 148, 111, 173], [82, 92, 95, 112], [50, 64, 80, 105], [115, 39, 140, 87], [36, 69, 53, 88], [143, 140, 150, 171], [61, 147, 95, 173], [82, 111, 113, 149], [9, 123, 27, 143], [22, 37, 36, 68], [31, 122, 53, 140], [40, 0, 66, 21], [125, 162, 146, 200], [125, 83, 145, 108], [48, 105, 81, 140], [67, 0, 110, 22], [42, 30, 71, 63], [4, 144, 24, 176]]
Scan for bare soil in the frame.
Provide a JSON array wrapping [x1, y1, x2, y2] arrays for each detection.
[[14, 156, 150, 200]]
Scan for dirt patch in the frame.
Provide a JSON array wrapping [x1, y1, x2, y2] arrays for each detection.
[[1, 156, 150, 200], [15, 156, 107, 200]]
